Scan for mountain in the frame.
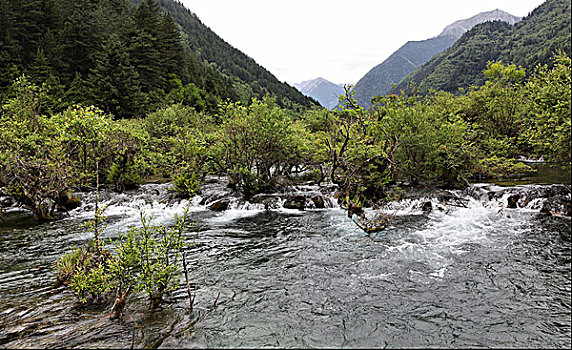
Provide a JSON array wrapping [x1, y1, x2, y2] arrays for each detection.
[[294, 78, 345, 110], [128, 0, 318, 111], [0, 0, 318, 117], [439, 9, 521, 39], [393, 0, 571, 95], [353, 9, 522, 107]]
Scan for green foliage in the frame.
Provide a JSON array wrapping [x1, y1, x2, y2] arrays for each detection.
[[521, 52, 571, 165], [55, 246, 86, 287], [213, 97, 310, 196], [144, 103, 211, 184], [69, 256, 112, 304], [382, 92, 475, 188], [324, 87, 398, 206], [395, 0, 571, 95], [172, 171, 198, 199], [107, 161, 142, 192], [116, 210, 187, 308], [475, 156, 536, 179], [104, 119, 149, 191], [0, 76, 77, 220], [56, 206, 190, 315], [52, 105, 112, 187]]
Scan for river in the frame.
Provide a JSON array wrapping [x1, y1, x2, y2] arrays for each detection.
[[0, 178, 570, 348]]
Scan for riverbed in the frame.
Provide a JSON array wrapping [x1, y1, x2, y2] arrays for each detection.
[[0, 180, 570, 348]]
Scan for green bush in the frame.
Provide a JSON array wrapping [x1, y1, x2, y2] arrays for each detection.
[[55, 207, 190, 317], [171, 171, 198, 198]]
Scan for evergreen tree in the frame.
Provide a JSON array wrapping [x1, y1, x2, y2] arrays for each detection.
[[158, 14, 188, 83], [87, 35, 146, 118], [58, 0, 107, 82], [128, 0, 165, 93]]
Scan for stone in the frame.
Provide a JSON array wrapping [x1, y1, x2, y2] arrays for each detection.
[[209, 199, 230, 212], [421, 201, 432, 214], [311, 195, 325, 209], [540, 201, 552, 215], [507, 194, 520, 209], [283, 195, 307, 210]]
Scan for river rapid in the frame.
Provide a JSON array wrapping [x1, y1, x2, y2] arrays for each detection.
[[0, 178, 570, 348]]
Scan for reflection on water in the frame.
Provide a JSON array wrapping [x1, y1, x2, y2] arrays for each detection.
[[494, 163, 571, 186], [0, 181, 570, 348]]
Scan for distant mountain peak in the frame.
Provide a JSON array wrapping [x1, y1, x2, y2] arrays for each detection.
[[350, 7, 523, 108], [294, 77, 345, 110], [438, 9, 522, 39]]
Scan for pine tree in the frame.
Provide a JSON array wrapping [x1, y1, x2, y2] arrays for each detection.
[[127, 0, 165, 93], [58, 0, 107, 82], [158, 14, 188, 83], [88, 35, 146, 118]]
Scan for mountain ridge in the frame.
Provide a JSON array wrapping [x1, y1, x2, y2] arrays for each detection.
[[393, 0, 571, 95], [127, 0, 318, 110], [439, 9, 522, 38], [352, 8, 522, 107], [293, 77, 345, 109]]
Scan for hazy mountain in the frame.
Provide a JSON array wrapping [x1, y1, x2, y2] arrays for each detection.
[[353, 9, 522, 107], [294, 78, 345, 110], [393, 0, 570, 95]]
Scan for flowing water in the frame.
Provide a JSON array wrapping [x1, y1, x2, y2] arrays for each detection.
[[0, 178, 570, 348]]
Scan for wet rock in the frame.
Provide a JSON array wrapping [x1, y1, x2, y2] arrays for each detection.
[[0, 195, 15, 208], [347, 201, 364, 218], [507, 194, 520, 209], [209, 199, 230, 212], [283, 195, 307, 210], [421, 201, 433, 214], [251, 194, 281, 210], [540, 202, 552, 215], [58, 192, 81, 211], [437, 190, 457, 202], [311, 195, 325, 209]]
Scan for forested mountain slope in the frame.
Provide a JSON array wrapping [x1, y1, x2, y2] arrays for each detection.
[[393, 0, 571, 95], [352, 35, 457, 107], [0, 0, 317, 118], [353, 9, 521, 108], [128, 0, 318, 110]]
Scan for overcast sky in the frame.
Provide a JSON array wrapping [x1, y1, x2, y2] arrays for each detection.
[[180, 0, 547, 86]]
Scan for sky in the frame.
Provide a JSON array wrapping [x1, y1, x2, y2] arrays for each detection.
[[180, 0, 547, 86]]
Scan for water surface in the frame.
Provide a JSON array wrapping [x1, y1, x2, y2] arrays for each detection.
[[0, 182, 570, 348]]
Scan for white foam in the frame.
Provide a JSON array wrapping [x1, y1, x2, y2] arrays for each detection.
[[207, 209, 265, 225]]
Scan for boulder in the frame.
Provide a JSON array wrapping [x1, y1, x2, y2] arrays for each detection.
[[58, 192, 81, 211], [283, 195, 307, 210], [540, 201, 552, 215], [209, 199, 230, 212], [311, 195, 326, 209], [507, 194, 520, 209], [421, 201, 433, 214]]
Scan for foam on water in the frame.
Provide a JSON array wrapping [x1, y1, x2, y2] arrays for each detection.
[[207, 209, 265, 225]]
